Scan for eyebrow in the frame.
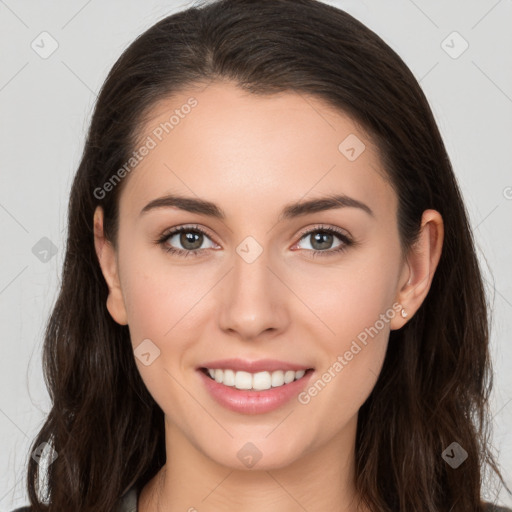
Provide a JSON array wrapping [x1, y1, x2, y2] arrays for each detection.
[[140, 193, 374, 220]]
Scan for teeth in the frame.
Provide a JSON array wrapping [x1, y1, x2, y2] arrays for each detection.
[[205, 368, 308, 390], [253, 371, 271, 391], [223, 369, 236, 387], [284, 370, 295, 384], [271, 370, 284, 387], [235, 371, 252, 390]]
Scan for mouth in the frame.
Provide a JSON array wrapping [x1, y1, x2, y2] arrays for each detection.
[[196, 360, 315, 414], [199, 367, 312, 391]]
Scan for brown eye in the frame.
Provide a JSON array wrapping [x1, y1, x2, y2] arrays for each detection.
[[175, 230, 204, 250], [294, 226, 353, 257], [308, 231, 336, 251], [158, 225, 217, 257]]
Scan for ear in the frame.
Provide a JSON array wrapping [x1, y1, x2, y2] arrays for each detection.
[[93, 206, 128, 325], [390, 209, 444, 330]]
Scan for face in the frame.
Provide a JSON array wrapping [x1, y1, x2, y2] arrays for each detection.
[[96, 81, 413, 471]]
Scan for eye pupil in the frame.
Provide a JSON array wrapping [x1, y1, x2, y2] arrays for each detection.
[[181, 231, 203, 250], [311, 232, 333, 250]]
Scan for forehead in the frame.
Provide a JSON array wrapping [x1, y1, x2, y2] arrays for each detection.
[[120, 81, 396, 222]]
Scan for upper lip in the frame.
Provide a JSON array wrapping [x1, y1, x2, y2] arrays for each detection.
[[199, 358, 312, 373]]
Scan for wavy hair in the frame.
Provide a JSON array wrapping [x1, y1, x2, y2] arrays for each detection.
[[25, 0, 509, 510]]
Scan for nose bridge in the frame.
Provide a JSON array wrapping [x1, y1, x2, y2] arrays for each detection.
[[218, 240, 287, 339]]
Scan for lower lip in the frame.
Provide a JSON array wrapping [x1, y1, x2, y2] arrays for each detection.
[[198, 369, 314, 415]]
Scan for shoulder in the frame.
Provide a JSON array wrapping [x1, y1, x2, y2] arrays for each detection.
[[10, 486, 139, 512], [483, 504, 512, 512]]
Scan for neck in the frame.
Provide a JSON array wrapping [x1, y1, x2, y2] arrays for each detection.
[[139, 415, 366, 512]]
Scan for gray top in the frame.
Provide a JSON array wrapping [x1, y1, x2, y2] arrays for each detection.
[[110, 493, 512, 512], [11, 487, 137, 512], [114, 486, 138, 511], [11, 488, 512, 511]]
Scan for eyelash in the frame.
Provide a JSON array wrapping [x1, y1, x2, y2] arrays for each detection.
[[155, 224, 354, 258]]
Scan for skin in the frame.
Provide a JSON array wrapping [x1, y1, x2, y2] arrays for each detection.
[[94, 81, 443, 512]]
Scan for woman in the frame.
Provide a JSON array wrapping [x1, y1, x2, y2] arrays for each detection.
[[14, 0, 511, 510]]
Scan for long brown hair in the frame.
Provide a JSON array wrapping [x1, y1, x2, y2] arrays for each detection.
[[25, 0, 509, 510]]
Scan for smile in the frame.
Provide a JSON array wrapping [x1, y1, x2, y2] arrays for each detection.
[[197, 359, 314, 414], [203, 368, 307, 390]]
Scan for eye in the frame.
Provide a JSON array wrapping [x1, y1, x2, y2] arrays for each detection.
[[293, 225, 353, 257], [156, 224, 354, 258], [156, 225, 218, 257]]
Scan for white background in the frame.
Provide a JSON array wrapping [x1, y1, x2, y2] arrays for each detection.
[[0, 0, 511, 509]]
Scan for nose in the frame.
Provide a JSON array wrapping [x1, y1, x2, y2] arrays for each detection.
[[217, 245, 290, 341]]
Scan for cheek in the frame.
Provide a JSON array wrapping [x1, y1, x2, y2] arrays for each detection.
[[119, 258, 204, 413], [120, 243, 212, 342], [300, 244, 400, 344], [296, 247, 399, 411], [118, 247, 220, 398]]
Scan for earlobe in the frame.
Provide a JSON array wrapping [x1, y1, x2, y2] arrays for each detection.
[[391, 209, 444, 330], [93, 206, 128, 326]]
